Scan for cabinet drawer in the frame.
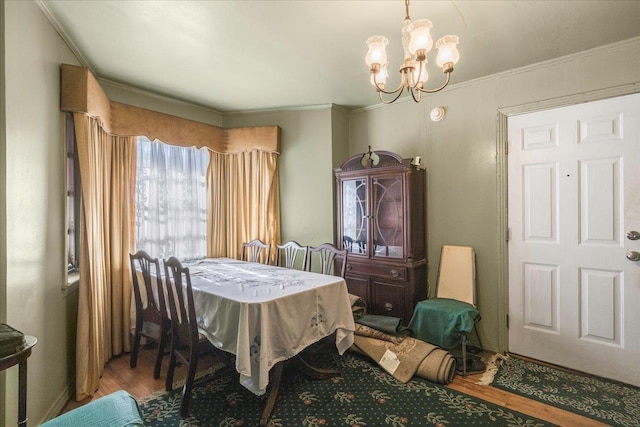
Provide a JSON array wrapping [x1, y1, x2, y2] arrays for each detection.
[[371, 280, 409, 321], [345, 276, 370, 303], [346, 262, 407, 281]]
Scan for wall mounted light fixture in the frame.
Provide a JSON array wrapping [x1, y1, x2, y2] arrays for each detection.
[[430, 106, 446, 122]]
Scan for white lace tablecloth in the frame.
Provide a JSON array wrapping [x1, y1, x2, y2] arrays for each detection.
[[181, 257, 355, 395]]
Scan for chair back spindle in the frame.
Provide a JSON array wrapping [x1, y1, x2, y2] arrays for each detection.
[[276, 241, 308, 270], [241, 239, 271, 264], [306, 243, 347, 278]]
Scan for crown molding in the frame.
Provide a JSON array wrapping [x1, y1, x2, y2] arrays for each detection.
[[36, 0, 92, 72], [223, 103, 336, 116], [499, 82, 640, 117], [97, 77, 224, 116]]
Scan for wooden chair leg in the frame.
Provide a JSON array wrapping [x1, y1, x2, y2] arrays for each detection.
[[130, 331, 141, 369], [166, 350, 177, 392], [154, 327, 169, 379], [180, 354, 199, 418], [153, 342, 164, 379]]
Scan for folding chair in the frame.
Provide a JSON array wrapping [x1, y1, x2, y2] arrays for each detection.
[[408, 245, 483, 377]]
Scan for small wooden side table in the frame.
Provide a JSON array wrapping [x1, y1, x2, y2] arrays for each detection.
[[0, 336, 37, 426]]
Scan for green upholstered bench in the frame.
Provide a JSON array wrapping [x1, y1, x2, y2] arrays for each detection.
[[41, 390, 144, 427]]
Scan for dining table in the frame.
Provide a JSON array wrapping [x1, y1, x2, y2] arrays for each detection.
[[178, 257, 356, 424]]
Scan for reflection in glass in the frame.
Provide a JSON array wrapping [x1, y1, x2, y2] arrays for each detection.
[[373, 177, 403, 258], [342, 179, 367, 254]]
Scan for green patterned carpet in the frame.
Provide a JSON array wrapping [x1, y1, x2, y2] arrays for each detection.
[[491, 356, 640, 427], [140, 352, 550, 426]]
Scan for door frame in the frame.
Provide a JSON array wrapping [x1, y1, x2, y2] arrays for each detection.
[[495, 83, 639, 353]]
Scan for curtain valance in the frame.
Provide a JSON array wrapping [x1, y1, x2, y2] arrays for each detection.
[[60, 64, 280, 153]]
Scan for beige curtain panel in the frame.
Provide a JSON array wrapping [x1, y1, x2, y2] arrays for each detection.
[[207, 150, 281, 263], [61, 64, 281, 400], [74, 113, 136, 400]]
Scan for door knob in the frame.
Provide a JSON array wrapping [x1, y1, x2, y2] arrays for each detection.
[[626, 251, 640, 262], [627, 231, 640, 241]]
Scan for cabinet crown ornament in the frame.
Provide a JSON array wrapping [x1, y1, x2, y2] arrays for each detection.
[[336, 149, 413, 173], [360, 145, 380, 167]]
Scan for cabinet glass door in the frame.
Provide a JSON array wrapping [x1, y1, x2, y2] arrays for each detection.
[[341, 178, 367, 255], [372, 176, 404, 258]]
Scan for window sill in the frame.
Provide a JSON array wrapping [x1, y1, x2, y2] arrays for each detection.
[[64, 272, 80, 296]]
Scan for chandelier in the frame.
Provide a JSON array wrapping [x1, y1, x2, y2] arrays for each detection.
[[365, 0, 460, 104]]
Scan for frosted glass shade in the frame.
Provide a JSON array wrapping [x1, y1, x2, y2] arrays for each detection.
[[408, 19, 433, 55], [370, 63, 389, 87], [365, 36, 389, 67], [412, 61, 428, 85], [435, 35, 460, 67]]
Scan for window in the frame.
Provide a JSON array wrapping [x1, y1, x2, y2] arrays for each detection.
[[65, 113, 81, 275], [134, 136, 209, 260]]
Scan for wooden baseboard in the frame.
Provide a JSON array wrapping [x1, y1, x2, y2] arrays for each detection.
[[38, 378, 75, 424]]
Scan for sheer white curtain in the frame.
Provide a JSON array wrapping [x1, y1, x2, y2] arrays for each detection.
[[134, 136, 209, 260]]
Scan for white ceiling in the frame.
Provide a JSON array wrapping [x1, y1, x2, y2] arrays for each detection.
[[41, 1, 640, 112]]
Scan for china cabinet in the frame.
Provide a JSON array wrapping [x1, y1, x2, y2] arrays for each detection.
[[334, 149, 427, 323]]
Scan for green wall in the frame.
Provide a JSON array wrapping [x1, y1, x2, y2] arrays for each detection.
[[349, 38, 640, 352], [2, 1, 81, 425], [0, 0, 7, 419]]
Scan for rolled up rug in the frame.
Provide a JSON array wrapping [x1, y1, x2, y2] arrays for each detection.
[[350, 329, 456, 384], [348, 294, 367, 319], [354, 323, 404, 344], [355, 314, 410, 337], [416, 348, 457, 384]]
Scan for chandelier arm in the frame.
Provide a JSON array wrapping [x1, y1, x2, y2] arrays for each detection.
[[373, 71, 407, 95], [406, 60, 424, 90], [416, 71, 452, 94], [378, 87, 406, 104], [409, 86, 422, 103]]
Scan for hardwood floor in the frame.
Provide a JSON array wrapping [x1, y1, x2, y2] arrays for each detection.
[[447, 370, 607, 427], [61, 347, 608, 426], [60, 345, 222, 414]]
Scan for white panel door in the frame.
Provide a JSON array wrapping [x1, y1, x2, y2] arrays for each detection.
[[508, 93, 640, 386]]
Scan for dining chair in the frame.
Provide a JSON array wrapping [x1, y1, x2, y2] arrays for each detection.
[[241, 239, 271, 264], [129, 250, 171, 379], [275, 240, 308, 270], [342, 235, 354, 252], [163, 256, 228, 418], [408, 245, 483, 377], [306, 243, 348, 278]]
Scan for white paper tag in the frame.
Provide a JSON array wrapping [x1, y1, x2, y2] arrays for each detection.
[[379, 349, 400, 374]]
